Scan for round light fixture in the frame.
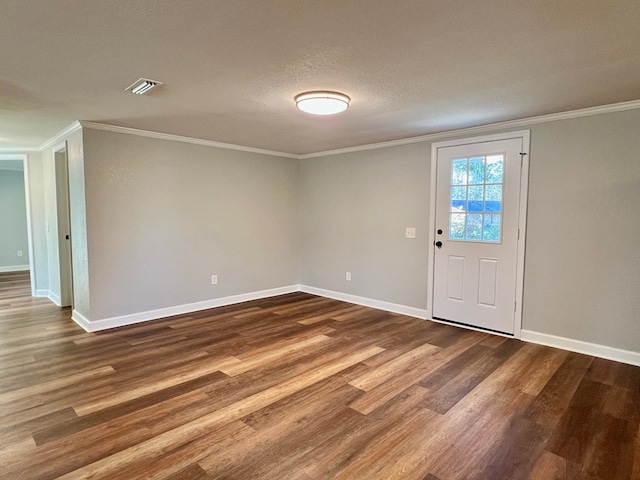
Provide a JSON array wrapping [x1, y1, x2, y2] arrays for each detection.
[[295, 91, 350, 115]]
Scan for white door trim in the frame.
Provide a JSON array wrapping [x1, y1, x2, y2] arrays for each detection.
[[427, 130, 530, 338], [0, 153, 37, 296], [53, 142, 74, 308]]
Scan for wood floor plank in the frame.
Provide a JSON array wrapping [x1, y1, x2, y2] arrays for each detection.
[[331, 392, 441, 480], [523, 352, 594, 428], [100, 420, 253, 480], [296, 304, 362, 325], [55, 345, 384, 479], [199, 384, 364, 478], [300, 384, 435, 479], [632, 424, 640, 480], [0, 365, 115, 405], [0, 436, 37, 471], [547, 377, 636, 479], [421, 352, 505, 414], [480, 414, 550, 480], [72, 355, 239, 416], [517, 346, 569, 396], [32, 373, 223, 445], [527, 450, 586, 480], [1, 272, 639, 479], [1, 406, 77, 446], [349, 330, 485, 415], [349, 341, 441, 391], [163, 463, 215, 480], [220, 332, 333, 376]]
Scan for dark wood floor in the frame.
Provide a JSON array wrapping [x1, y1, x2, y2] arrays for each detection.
[[1, 271, 639, 479]]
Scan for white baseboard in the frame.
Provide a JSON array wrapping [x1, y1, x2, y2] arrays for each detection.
[[65, 282, 640, 368], [521, 330, 640, 367], [0, 264, 30, 272], [301, 287, 640, 367], [299, 285, 428, 320], [71, 310, 91, 331], [78, 285, 299, 332], [34, 289, 62, 307], [47, 291, 62, 307]]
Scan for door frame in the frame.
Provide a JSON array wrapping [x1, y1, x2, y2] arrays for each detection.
[[0, 153, 37, 295], [427, 130, 530, 338], [53, 142, 74, 308]]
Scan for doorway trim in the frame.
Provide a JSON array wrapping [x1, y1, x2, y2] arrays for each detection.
[[0, 153, 37, 295], [427, 130, 530, 339], [53, 142, 74, 308]]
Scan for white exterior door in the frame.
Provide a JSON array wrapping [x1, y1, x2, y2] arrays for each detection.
[[432, 135, 527, 335]]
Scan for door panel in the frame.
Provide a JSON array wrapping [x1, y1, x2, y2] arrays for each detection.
[[446, 256, 465, 301], [433, 137, 523, 334], [477, 258, 498, 307]]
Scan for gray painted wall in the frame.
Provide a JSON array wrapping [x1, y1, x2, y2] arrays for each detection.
[[67, 130, 90, 318], [300, 142, 431, 308], [524, 110, 640, 352], [300, 108, 640, 353], [82, 129, 299, 321], [0, 169, 29, 268]]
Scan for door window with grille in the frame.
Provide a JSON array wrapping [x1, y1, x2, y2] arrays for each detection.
[[449, 155, 504, 242]]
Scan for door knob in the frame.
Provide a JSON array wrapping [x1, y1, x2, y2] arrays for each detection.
[[435, 241, 443, 248]]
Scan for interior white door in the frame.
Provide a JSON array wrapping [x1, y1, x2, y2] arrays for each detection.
[[433, 137, 523, 334], [55, 148, 74, 308]]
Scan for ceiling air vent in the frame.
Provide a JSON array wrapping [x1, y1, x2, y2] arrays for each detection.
[[125, 78, 163, 95]]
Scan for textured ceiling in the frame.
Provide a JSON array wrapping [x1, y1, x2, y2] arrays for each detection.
[[1, 0, 639, 155]]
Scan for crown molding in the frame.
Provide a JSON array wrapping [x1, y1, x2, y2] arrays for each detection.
[[78, 121, 299, 159], [30, 98, 640, 158], [299, 99, 640, 158], [39, 121, 82, 151]]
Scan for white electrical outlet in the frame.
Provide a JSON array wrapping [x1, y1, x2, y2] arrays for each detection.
[[405, 227, 416, 239], [346, 272, 351, 281], [17, 250, 23, 257], [211, 275, 218, 285]]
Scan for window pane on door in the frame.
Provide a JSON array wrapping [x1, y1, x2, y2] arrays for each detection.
[[468, 157, 485, 184], [483, 214, 501, 241], [485, 156, 504, 183], [485, 185, 502, 212], [452, 159, 468, 185], [451, 186, 466, 212], [468, 186, 483, 212], [448, 155, 504, 242], [466, 214, 483, 240], [450, 213, 466, 239]]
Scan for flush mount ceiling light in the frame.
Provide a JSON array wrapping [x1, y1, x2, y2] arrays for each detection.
[[295, 91, 350, 115], [125, 78, 163, 95]]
